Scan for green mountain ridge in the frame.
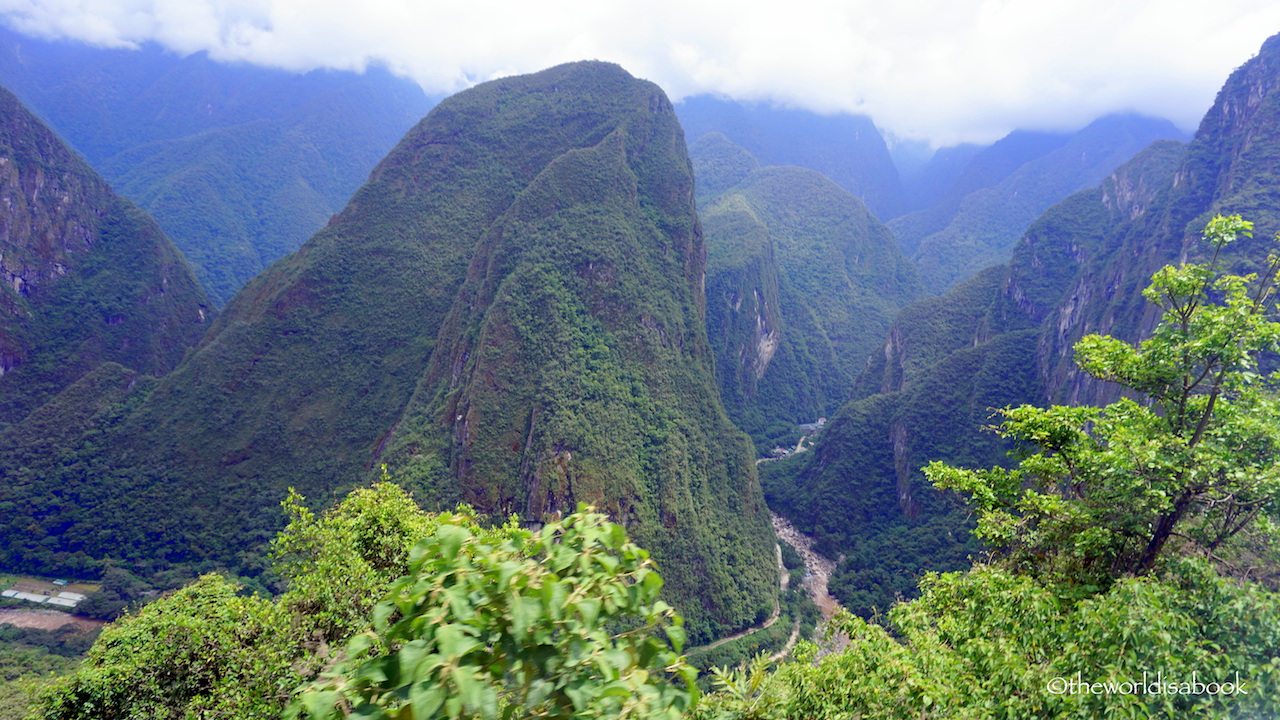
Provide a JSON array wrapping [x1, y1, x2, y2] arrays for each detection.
[[767, 32, 1280, 618], [896, 114, 1187, 293], [0, 84, 211, 427], [692, 135, 923, 449], [0, 61, 777, 644], [765, 116, 1229, 613], [676, 96, 905, 219], [0, 26, 436, 305]]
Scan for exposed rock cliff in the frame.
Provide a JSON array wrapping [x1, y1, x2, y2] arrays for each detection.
[[0, 85, 210, 423]]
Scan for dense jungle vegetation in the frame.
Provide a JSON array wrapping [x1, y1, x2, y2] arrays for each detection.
[[0, 61, 777, 652], [4, 24, 1280, 720], [13, 217, 1280, 718]]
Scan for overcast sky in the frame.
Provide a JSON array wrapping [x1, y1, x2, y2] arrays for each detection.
[[2, 0, 1278, 146]]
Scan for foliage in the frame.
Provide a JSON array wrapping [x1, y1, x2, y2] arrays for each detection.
[[686, 586, 819, 681], [692, 561, 1280, 719], [927, 215, 1280, 589], [694, 217, 1280, 719], [0, 62, 778, 647], [30, 574, 293, 720], [270, 480, 460, 645], [0, 625, 97, 720], [24, 483, 437, 719], [290, 507, 695, 720], [26, 486, 700, 720]]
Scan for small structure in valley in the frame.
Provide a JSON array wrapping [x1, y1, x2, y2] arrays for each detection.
[[798, 417, 827, 433]]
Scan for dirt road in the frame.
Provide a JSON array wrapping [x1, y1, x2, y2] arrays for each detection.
[[0, 608, 103, 632], [687, 543, 785, 654]]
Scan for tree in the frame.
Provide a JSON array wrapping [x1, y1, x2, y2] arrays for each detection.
[[27, 484, 474, 719], [690, 216, 1280, 720], [29, 487, 696, 719], [925, 215, 1280, 588], [288, 507, 696, 720]]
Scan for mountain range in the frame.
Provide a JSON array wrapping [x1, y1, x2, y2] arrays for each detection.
[[2, 21, 1278, 661], [0, 25, 437, 306], [765, 30, 1280, 616], [0, 61, 776, 644]]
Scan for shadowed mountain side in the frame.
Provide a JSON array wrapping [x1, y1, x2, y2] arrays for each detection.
[[0, 85, 211, 426], [896, 114, 1187, 294], [693, 154, 922, 450], [677, 95, 904, 219], [689, 132, 760, 202], [0, 26, 436, 305], [890, 131, 1071, 254]]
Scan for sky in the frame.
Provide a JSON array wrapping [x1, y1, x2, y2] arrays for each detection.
[[1, 0, 1279, 146]]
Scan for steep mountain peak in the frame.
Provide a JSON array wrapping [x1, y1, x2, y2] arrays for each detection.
[[1172, 30, 1280, 238], [0, 62, 776, 644], [0, 84, 211, 422]]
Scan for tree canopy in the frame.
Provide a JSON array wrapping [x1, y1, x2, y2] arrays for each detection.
[[26, 487, 693, 720], [694, 215, 1280, 719]]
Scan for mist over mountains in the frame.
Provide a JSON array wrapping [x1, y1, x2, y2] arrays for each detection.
[[0, 25, 437, 306]]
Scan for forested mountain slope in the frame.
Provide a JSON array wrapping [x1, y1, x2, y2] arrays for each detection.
[[690, 134, 922, 450], [0, 25, 435, 305], [894, 114, 1187, 293], [764, 28, 1280, 613], [889, 130, 1072, 254], [0, 85, 210, 428], [757, 83, 1249, 609], [0, 62, 776, 644]]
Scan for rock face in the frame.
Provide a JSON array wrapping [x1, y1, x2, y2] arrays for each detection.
[[0, 62, 777, 644], [1039, 32, 1280, 407], [0, 85, 211, 424]]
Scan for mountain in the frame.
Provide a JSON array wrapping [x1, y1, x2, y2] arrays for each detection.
[[893, 115, 1188, 293], [896, 141, 986, 215], [766, 137, 1187, 616], [768, 31, 1280, 617], [0, 25, 436, 305], [676, 95, 905, 219], [890, 130, 1070, 252], [690, 133, 923, 450], [0, 61, 777, 644], [0, 84, 211, 427]]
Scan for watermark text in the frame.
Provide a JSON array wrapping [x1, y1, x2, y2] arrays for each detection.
[[1046, 672, 1247, 696]]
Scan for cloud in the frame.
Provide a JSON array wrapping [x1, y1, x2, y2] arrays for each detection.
[[2, 0, 1278, 145]]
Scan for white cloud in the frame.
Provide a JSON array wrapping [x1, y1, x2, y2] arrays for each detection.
[[2, 0, 1278, 145]]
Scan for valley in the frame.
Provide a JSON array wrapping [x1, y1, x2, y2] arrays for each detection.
[[0, 18, 1278, 720]]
